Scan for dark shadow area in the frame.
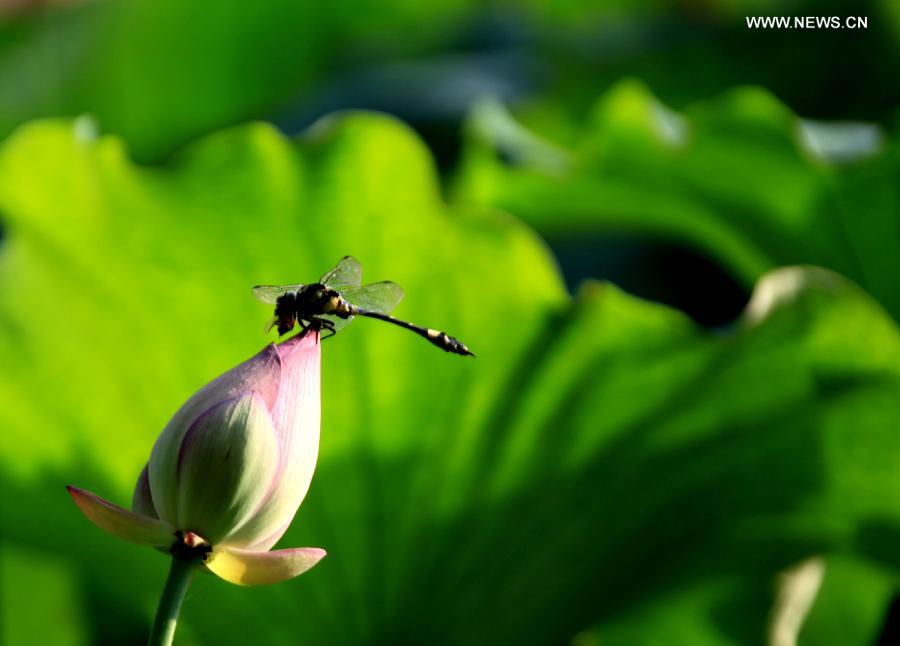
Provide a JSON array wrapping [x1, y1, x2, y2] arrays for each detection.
[[550, 234, 751, 327], [877, 595, 900, 646], [856, 521, 900, 645]]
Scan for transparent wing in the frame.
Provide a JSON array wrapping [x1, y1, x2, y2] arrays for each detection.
[[341, 281, 405, 314], [317, 282, 404, 339], [252, 283, 305, 305], [319, 256, 362, 291]]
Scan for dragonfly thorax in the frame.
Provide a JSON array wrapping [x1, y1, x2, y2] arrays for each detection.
[[291, 284, 354, 319]]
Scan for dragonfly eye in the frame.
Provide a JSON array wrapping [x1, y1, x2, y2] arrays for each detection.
[[274, 295, 291, 316]]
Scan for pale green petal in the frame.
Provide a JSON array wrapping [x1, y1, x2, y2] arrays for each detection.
[[67, 486, 175, 548], [175, 392, 279, 544], [206, 545, 326, 586]]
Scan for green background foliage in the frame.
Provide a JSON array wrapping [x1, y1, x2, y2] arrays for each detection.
[[1, 0, 899, 644], [455, 81, 900, 322], [2, 0, 898, 162], [2, 116, 900, 644]]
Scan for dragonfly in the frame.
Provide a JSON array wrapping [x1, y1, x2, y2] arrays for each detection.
[[253, 256, 475, 356]]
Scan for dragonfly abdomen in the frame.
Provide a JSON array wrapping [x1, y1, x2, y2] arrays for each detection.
[[357, 310, 474, 356]]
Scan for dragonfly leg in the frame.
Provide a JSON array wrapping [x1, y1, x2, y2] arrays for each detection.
[[306, 316, 336, 340]]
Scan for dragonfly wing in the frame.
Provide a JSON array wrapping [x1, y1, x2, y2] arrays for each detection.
[[320, 256, 363, 291], [252, 283, 304, 305], [341, 281, 405, 314]]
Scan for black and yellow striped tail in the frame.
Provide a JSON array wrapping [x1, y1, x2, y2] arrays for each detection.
[[357, 310, 475, 357]]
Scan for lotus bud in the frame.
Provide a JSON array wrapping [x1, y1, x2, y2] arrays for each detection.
[[67, 331, 326, 586]]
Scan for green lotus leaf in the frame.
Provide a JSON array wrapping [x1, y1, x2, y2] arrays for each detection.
[[455, 81, 900, 322], [2, 114, 899, 643]]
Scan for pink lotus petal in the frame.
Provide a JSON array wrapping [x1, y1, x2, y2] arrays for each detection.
[[67, 486, 176, 548], [206, 545, 326, 586], [225, 332, 321, 547]]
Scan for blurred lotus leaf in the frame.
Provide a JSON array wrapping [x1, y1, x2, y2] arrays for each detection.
[[1, 115, 900, 644], [3, 0, 898, 165], [0, 0, 479, 161], [455, 81, 900, 323]]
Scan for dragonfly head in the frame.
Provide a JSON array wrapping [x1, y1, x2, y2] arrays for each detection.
[[273, 292, 298, 336], [276, 315, 296, 336]]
